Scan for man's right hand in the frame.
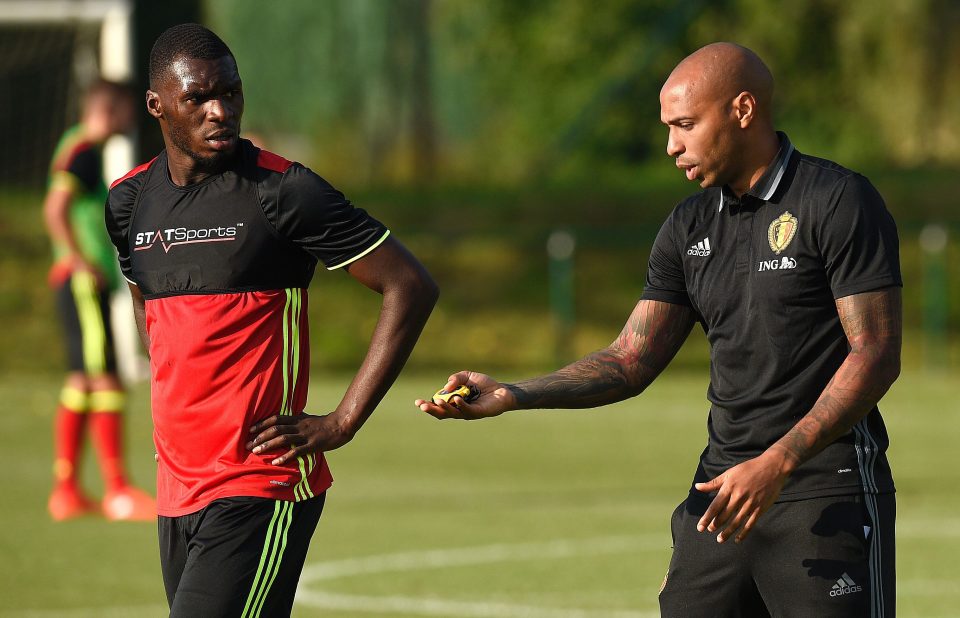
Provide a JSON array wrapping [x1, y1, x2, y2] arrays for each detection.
[[415, 371, 516, 420], [68, 254, 105, 286]]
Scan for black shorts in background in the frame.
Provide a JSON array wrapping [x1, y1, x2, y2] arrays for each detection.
[[159, 494, 326, 618], [54, 272, 117, 375], [659, 492, 895, 617]]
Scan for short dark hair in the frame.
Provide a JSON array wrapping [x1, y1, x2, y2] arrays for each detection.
[[149, 23, 234, 89], [85, 78, 134, 102]]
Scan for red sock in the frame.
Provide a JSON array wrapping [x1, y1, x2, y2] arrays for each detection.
[[53, 405, 87, 491], [89, 390, 128, 492]]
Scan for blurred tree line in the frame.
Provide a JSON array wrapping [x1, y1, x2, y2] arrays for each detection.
[[206, 0, 960, 187], [3, 0, 957, 374]]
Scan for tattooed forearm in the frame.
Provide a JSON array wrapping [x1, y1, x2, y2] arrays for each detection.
[[772, 288, 902, 469], [505, 300, 696, 409]]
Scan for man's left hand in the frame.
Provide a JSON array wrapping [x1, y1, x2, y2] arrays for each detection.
[[693, 449, 792, 544], [246, 413, 353, 465]]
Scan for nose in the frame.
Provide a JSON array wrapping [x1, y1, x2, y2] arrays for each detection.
[[666, 127, 683, 158], [205, 97, 234, 123]]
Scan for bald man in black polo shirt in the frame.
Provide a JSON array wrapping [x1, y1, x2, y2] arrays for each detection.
[[417, 42, 901, 617]]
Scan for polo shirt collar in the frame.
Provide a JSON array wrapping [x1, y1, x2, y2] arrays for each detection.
[[718, 132, 796, 212]]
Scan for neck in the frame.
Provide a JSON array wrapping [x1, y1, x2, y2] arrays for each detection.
[[165, 144, 235, 187], [728, 130, 780, 197]]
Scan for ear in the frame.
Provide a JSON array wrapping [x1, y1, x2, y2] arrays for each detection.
[[146, 90, 163, 120], [732, 91, 756, 129]]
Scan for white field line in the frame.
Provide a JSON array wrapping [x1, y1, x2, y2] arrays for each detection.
[[295, 534, 666, 617], [299, 534, 666, 584], [15, 526, 955, 618], [295, 590, 660, 618]]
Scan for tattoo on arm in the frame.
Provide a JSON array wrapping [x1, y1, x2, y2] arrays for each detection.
[[505, 300, 696, 409], [773, 287, 902, 468]]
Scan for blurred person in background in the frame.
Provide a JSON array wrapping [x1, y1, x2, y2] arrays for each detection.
[[418, 42, 901, 617], [106, 24, 437, 616], [43, 78, 156, 522]]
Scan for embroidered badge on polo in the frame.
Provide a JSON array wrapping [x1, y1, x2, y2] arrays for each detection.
[[768, 211, 798, 254]]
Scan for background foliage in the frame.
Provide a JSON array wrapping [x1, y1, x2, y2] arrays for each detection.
[[208, 0, 960, 185], [1, 0, 957, 375], [1, 3, 959, 616]]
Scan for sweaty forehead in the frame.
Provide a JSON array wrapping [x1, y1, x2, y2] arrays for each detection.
[[164, 55, 239, 92], [659, 75, 701, 122]]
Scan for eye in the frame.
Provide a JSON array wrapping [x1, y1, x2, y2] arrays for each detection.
[[679, 122, 694, 131]]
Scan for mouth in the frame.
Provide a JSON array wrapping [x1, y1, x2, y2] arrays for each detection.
[[205, 129, 237, 151], [677, 161, 699, 181]]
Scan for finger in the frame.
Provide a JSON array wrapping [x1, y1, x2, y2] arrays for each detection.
[[420, 397, 468, 419], [437, 394, 479, 418], [247, 425, 283, 449], [419, 401, 450, 417], [694, 478, 720, 494], [253, 435, 304, 455], [248, 414, 298, 436], [270, 446, 302, 466], [419, 403, 447, 418], [154, 452, 159, 463], [709, 497, 742, 533], [249, 415, 280, 434], [716, 504, 750, 544], [735, 510, 761, 544], [249, 428, 303, 453], [698, 492, 729, 533], [445, 371, 473, 390], [451, 399, 484, 419]]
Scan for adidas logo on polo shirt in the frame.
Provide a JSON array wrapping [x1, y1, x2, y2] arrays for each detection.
[[687, 237, 711, 257], [829, 573, 863, 597]]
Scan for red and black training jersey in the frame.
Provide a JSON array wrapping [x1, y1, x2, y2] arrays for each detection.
[[105, 139, 390, 516]]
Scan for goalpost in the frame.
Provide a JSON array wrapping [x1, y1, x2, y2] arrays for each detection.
[[0, 0, 147, 381]]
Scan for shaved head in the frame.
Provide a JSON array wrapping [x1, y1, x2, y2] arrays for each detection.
[[663, 42, 774, 124], [659, 42, 780, 195]]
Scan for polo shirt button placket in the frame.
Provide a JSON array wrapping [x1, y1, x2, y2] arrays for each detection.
[[732, 198, 754, 275]]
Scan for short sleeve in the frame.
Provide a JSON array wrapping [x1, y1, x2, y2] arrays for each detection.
[[275, 165, 390, 269], [64, 147, 101, 193], [51, 147, 101, 195], [640, 212, 691, 306], [104, 178, 139, 284], [818, 175, 902, 299]]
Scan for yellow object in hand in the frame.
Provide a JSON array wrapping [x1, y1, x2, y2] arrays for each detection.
[[432, 385, 480, 405]]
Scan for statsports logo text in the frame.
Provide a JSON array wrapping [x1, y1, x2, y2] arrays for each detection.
[[134, 224, 243, 253]]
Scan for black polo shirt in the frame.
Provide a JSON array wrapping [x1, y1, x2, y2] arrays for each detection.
[[642, 133, 901, 501]]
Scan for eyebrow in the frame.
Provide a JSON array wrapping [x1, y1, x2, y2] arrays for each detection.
[[180, 86, 208, 98], [180, 78, 241, 97]]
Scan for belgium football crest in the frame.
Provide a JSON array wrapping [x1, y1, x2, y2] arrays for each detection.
[[768, 211, 798, 255]]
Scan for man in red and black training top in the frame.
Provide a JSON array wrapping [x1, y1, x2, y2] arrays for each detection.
[[106, 23, 437, 616]]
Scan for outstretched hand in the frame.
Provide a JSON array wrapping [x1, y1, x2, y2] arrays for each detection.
[[693, 449, 792, 543], [247, 413, 353, 465], [415, 371, 516, 420]]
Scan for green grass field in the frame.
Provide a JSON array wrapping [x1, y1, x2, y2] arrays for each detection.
[[1, 368, 958, 617]]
